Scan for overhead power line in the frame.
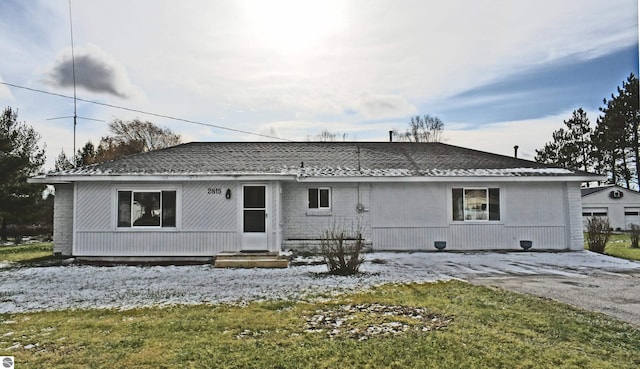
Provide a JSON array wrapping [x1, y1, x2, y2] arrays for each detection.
[[0, 81, 293, 142]]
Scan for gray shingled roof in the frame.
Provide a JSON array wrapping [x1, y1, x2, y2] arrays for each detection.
[[46, 142, 596, 178]]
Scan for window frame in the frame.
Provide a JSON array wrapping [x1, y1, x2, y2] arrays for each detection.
[[451, 187, 501, 222], [307, 187, 331, 210], [116, 188, 179, 230]]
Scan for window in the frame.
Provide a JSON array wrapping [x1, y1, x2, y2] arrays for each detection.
[[452, 188, 500, 221], [118, 190, 176, 228], [308, 188, 330, 209], [582, 208, 608, 217]]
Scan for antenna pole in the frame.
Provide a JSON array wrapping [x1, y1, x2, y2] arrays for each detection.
[[69, 0, 78, 166]]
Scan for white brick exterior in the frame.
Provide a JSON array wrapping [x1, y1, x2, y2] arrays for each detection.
[[566, 182, 585, 250], [53, 183, 74, 255], [281, 182, 371, 247]]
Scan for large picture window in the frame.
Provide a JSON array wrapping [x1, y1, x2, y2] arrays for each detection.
[[118, 190, 176, 228], [452, 188, 500, 221], [308, 187, 331, 209]]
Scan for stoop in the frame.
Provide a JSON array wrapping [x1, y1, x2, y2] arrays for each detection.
[[213, 251, 289, 268]]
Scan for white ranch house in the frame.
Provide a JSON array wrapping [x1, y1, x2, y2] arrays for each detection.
[[31, 142, 602, 260]]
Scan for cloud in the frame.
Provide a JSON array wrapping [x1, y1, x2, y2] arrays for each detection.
[[44, 44, 140, 98], [353, 92, 417, 119]]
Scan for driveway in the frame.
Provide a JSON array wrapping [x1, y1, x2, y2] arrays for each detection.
[[381, 251, 640, 326], [1, 251, 640, 326]]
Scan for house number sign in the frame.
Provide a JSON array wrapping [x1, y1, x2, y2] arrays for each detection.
[[207, 188, 222, 195]]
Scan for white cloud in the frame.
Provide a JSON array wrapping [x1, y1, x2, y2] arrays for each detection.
[[0, 0, 635, 167]]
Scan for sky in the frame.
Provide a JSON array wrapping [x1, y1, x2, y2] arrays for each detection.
[[0, 0, 638, 170]]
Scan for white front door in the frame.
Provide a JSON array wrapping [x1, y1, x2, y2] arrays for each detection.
[[242, 184, 268, 251]]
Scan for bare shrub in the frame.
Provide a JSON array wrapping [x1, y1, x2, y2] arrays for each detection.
[[630, 224, 640, 249], [320, 224, 364, 276], [586, 217, 611, 254]]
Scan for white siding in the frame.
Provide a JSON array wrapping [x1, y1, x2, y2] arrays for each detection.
[[76, 182, 111, 230], [370, 182, 571, 251], [582, 187, 640, 230], [182, 181, 236, 231], [75, 231, 237, 256], [73, 181, 281, 256]]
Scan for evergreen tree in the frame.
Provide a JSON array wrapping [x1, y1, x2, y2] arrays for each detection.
[[0, 107, 46, 241], [535, 108, 594, 172], [594, 74, 639, 188], [53, 150, 74, 172]]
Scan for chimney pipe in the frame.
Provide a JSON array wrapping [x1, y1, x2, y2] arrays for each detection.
[[514, 145, 519, 158], [389, 130, 393, 142]]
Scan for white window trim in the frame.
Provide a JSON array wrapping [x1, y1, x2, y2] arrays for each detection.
[[451, 186, 502, 223], [308, 187, 331, 210], [114, 186, 180, 230]]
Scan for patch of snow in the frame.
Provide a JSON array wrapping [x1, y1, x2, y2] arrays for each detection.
[[0, 251, 638, 314]]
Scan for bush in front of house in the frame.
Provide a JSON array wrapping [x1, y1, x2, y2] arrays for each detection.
[[630, 224, 640, 249], [320, 224, 364, 275], [586, 217, 611, 254]]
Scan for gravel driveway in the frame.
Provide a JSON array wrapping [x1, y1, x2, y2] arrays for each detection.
[[1, 251, 640, 326]]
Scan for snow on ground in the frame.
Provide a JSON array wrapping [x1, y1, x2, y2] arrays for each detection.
[[1, 251, 640, 314]]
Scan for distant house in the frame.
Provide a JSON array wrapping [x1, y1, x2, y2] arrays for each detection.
[[581, 185, 640, 230], [30, 142, 602, 260]]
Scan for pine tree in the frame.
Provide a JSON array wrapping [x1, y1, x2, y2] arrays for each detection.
[[535, 108, 594, 172], [0, 107, 46, 241]]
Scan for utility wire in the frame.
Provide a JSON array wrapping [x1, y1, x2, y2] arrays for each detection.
[[0, 81, 293, 142]]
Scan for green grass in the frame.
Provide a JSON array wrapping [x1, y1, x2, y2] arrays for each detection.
[[603, 234, 640, 261], [0, 242, 53, 263], [2, 281, 639, 369], [584, 233, 640, 261]]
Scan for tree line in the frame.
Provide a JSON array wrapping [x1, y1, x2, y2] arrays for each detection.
[[535, 74, 640, 188]]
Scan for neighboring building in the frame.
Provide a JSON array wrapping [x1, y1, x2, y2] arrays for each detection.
[[581, 185, 640, 230], [30, 142, 603, 260]]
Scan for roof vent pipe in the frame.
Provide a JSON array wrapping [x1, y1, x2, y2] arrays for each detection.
[[514, 145, 519, 158], [389, 130, 393, 142]]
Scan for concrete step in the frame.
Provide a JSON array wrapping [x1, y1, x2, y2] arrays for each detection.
[[214, 252, 289, 268]]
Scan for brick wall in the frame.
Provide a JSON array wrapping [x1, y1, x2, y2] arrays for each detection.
[[53, 183, 74, 255], [566, 182, 585, 250], [281, 182, 371, 247]]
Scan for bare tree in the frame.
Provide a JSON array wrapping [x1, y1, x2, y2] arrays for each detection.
[[393, 115, 444, 142], [307, 129, 350, 142], [70, 118, 182, 165]]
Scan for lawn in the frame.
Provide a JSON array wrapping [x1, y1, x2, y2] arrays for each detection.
[[584, 233, 640, 261], [0, 242, 53, 263], [602, 234, 640, 261], [2, 281, 639, 369]]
